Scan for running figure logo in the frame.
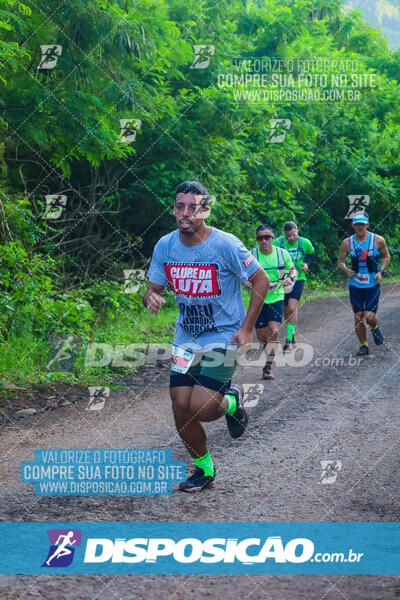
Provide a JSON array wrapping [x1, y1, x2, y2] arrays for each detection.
[[46, 334, 81, 372], [190, 45, 215, 69], [319, 460, 342, 485], [42, 529, 82, 567], [117, 119, 141, 143], [267, 119, 291, 143], [86, 386, 110, 411], [38, 45, 62, 69], [243, 383, 264, 408], [345, 195, 370, 219], [123, 269, 146, 293], [43, 194, 67, 220]]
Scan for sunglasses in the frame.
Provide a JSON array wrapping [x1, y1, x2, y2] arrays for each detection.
[[256, 234, 273, 241]]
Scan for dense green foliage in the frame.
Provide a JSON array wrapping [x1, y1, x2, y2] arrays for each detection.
[[0, 0, 399, 383]]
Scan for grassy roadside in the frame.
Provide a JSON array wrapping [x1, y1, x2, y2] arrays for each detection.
[[0, 288, 178, 391]]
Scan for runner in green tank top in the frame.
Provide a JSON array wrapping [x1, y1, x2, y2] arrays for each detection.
[[252, 224, 296, 380], [273, 221, 315, 351]]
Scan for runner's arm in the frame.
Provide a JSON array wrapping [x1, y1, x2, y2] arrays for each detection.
[[338, 239, 355, 277], [144, 239, 168, 313], [143, 281, 166, 314], [231, 267, 269, 350], [284, 252, 297, 281], [301, 238, 315, 272], [376, 236, 390, 271], [302, 252, 314, 272], [374, 236, 390, 284]]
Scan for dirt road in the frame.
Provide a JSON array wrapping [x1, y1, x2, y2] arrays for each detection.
[[1, 284, 400, 599]]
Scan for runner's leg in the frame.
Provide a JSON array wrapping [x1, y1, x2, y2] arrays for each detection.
[[171, 349, 242, 492], [171, 384, 224, 489], [365, 311, 378, 329], [285, 297, 299, 342], [256, 322, 280, 379], [364, 285, 383, 345], [354, 311, 367, 344], [256, 301, 283, 379], [263, 323, 280, 359], [285, 298, 298, 326], [170, 386, 209, 459], [349, 286, 369, 351], [284, 281, 304, 347]]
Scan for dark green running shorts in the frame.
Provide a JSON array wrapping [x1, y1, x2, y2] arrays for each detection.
[[170, 347, 238, 395]]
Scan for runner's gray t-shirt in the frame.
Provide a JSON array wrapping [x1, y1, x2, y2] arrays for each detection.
[[146, 227, 260, 349]]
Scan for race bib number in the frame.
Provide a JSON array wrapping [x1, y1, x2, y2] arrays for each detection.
[[283, 277, 296, 293], [171, 345, 195, 374], [269, 281, 279, 292], [355, 273, 370, 286]]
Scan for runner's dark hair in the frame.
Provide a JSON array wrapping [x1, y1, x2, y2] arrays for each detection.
[[283, 221, 297, 232], [175, 181, 210, 208], [256, 224, 273, 234]]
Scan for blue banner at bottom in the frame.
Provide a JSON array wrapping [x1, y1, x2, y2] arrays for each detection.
[[0, 522, 399, 574]]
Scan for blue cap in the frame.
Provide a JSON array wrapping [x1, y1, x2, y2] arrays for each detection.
[[352, 212, 369, 224]]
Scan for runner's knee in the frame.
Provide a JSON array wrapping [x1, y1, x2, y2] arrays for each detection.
[[354, 311, 366, 323], [365, 311, 377, 323], [170, 388, 192, 416], [256, 329, 267, 342], [269, 323, 280, 336], [190, 387, 224, 422]]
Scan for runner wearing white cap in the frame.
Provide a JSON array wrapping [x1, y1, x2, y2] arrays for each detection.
[[338, 212, 390, 356]]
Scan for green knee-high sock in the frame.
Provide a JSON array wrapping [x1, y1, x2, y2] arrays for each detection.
[[193, 451, 214, 476], [286, 323, 296, 341]]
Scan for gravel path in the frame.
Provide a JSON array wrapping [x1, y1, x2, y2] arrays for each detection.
[[0, 284, 399, 599]]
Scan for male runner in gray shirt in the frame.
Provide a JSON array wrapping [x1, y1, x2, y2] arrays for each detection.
[[144, 181, 269, 492]]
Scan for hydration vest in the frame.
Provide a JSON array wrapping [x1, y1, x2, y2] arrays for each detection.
[[349, 233, 378, 274], [278, 235, 306, 257], [252, 246, 286, 280]]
